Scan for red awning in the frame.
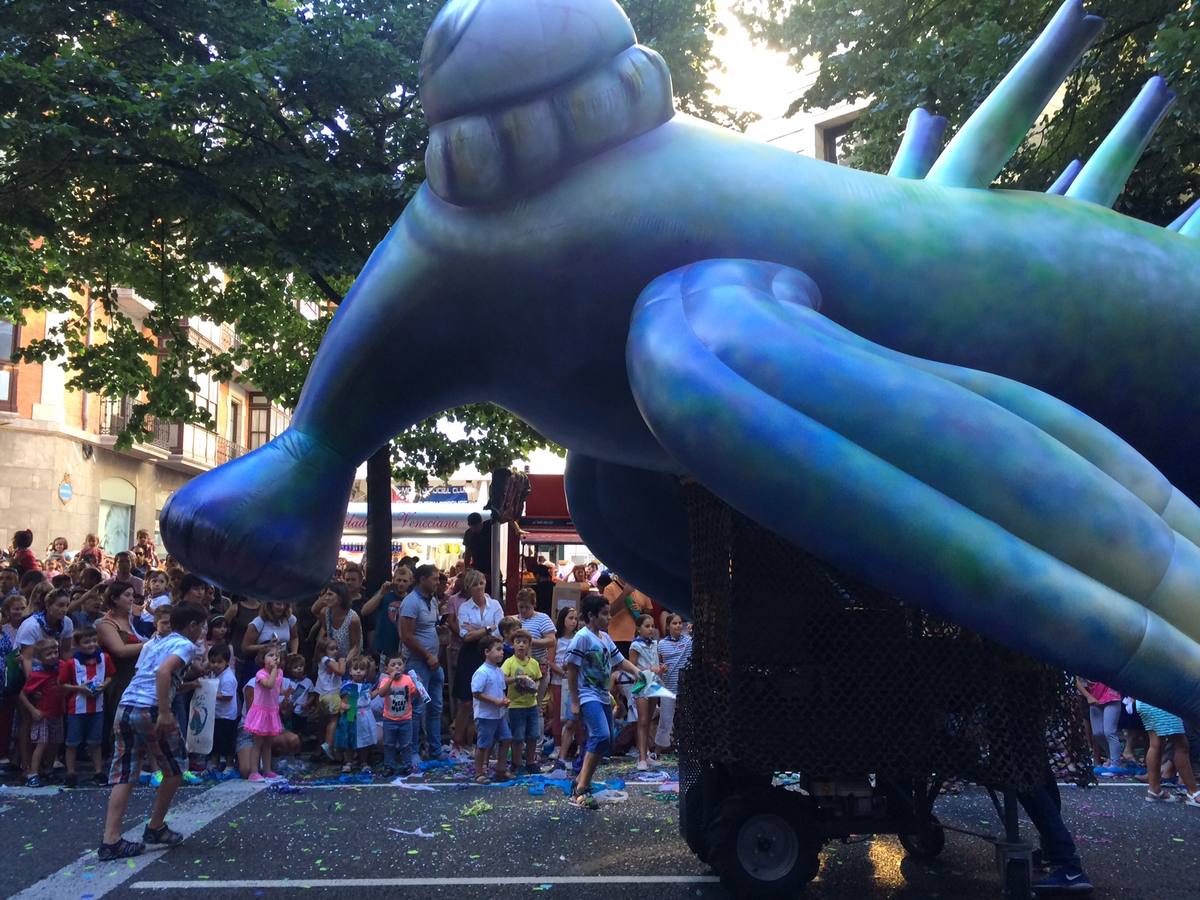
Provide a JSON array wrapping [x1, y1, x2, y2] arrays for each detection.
[[521, 530, 581, 544]]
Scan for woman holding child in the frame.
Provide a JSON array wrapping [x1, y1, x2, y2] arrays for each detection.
[[452, 569, 504, 751]]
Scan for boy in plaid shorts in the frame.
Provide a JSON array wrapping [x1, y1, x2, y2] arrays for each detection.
[[99, 604, 207, 861]]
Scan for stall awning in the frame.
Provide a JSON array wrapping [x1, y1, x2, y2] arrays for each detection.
[[520, 530, 581, 544]]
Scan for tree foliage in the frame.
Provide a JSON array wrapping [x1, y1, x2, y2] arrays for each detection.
[[739, 0, 1199, 224], [0, 0, 738, 488]]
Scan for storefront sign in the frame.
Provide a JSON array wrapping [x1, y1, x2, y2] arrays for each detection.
[[343, 502, 486, 536], [422, 486, 469, 502]]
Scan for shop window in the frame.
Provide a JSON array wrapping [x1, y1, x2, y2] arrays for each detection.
[[99, 476, 136, 555], [0, 319, 17, 412]]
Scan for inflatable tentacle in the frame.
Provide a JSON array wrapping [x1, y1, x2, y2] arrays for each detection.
[[1065, 76, 1175, 208], [1180, 207, 1200, 239], [1046, 159, 1082, 195], [627, 258, 1200, 718], [926, 0, 1103, 189], [563, 451, 692, 615], [1167, 198, 1200, 232], [888, 108, 948, 180]]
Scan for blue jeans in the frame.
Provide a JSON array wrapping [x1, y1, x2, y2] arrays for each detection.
[[579, 701, 614, 757], [382, 720, 413, 770], [508, 706, 539, 743], [1017, 775, 1081, 869], [408, 658, 444, 757]]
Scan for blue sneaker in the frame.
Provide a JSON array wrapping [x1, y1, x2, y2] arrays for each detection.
[[1033, 866, 1093, 894], [1092, 765, 1124, 777]]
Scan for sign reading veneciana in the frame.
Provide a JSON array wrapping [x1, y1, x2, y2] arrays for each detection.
[[342, 502, 488, 536]]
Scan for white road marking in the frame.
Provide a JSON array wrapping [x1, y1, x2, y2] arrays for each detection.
[[132, 875, 721, 890], [11, 781, 262, 900]]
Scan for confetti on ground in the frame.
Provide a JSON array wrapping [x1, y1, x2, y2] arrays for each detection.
[[388, 827, 437, 838], [460, 798, 493, 817]]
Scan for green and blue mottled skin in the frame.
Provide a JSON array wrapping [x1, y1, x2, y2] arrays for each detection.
[[162, 0, 1200, 718]]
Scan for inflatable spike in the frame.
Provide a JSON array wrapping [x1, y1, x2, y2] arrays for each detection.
[[888, 108, 948, 179], [1046, 159, 1082, 194], [1066, 77, 1175, 208], [926, 0, 1103, 189], [1181, 210, 1200, 239], [1169, 198, 1200, 233]]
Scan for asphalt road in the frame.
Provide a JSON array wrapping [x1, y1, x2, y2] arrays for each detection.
[[2, 764, 1197, 900]]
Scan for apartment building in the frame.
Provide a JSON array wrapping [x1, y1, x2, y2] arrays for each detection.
[[0, 288, 290, 557]]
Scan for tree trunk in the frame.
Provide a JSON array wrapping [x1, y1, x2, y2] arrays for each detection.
[[365, 444, 392, 599]]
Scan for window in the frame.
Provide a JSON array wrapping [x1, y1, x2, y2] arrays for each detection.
[[0, 319, 17, 411], [192, 369, 218, 423], [820, 119, 856, 166], [249, 392, 270, 450], [229, 399, 242, 445], [99, 477, 136, 555]]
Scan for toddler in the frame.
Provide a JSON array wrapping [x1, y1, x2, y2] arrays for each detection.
[[629, 615, 666, 771], [60, 627, 113, 786], [374, 655, 418, 775], [208, 645, 239, 772], [498, 616, 520, 659], [20, 638, 65, 786], [314, 638, 346, 761], [471, 636, 512, 783], [501, 630, 542, 775], [336, 656, 376, 774], [283, 653, 314, 740], [243, 646, 284, 782]]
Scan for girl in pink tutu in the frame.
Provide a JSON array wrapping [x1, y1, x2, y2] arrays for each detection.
[[243, 646, 283, 781]]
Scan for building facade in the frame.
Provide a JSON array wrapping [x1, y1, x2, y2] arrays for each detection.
[[0, 289, 290, 559]]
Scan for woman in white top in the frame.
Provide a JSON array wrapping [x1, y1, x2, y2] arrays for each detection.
[[450, 569, 503, 750], [242, 601, 299, 657]]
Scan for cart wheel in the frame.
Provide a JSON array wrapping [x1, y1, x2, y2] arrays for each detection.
[[1003, 858, 1032, 900], [706, 792, 820, 899], [898, 816, 946, 860]]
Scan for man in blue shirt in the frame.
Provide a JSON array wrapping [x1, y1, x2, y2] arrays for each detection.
[[399, 564, 445, 760]]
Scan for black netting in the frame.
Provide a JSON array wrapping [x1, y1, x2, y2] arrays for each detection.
[[676, 482, 1092, 794]]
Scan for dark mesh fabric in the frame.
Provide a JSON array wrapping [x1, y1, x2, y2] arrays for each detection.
[[676, 482, 1092, 795]]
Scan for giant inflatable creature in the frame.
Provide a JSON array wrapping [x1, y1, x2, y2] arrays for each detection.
[[162, 0, 1200, 720]]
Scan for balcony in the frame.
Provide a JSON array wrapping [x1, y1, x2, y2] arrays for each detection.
[[98, 397, 172, 459], [162, 423, 246, 474]]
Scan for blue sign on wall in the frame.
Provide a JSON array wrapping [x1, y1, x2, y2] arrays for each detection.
[[58, 478, 73, 504], [422, 486, 469, 503]]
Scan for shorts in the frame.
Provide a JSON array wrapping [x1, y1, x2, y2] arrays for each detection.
[[508, 705, 539, 742], [30, 715, 65, 745], [235, 722, 253, 754], [108, 705, 187, 785], [65, 712, 103, 748], [319, 692, 343, 716], [475, 716, 512, 750], [290, 712, 309, 737], [212, 718, 238, 758], [579, 700, 614, 756], [561, 689, 576, 722]]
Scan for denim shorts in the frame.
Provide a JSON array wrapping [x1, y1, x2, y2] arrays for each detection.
[[579, 700, 614, 756], [507, 705, 539, 742], [65, 711, 104, 748], [475, 716, 512, 749]]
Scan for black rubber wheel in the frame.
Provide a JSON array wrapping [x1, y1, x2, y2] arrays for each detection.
[[1004, 858, 1032, 900], [705, 791, 821, 899], [898, 816, 946, 859]]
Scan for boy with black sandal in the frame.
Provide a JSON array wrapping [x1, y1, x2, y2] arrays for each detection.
[[98, 603, 207, 861]]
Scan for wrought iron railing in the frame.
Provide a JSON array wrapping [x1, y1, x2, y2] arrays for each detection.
[[99, 397, 172, 450]]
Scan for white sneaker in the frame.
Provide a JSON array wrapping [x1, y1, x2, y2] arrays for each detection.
[[548, 747, 560, 760], [637, 760, 649, 771]]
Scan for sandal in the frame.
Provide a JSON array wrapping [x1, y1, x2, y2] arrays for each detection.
[[1185, 790, 1200, 809], [570, 788, 599, 810], [1145, 789, 1176, 802], [97, 838, 145, 861], [475, 775, 490, 784], [142, 822, 184, 847]]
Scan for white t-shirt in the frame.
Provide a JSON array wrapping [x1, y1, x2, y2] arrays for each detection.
[[314, 656, 341, 695], [566, 626, 623, 707], [214, 667, 238, 720], [551, 636, 571, 686], [470, 661, 508, 720], [518, 611, 556, 664], [249, 615, 296, 645], [15, 614, 74, 649], [120, 633, 196, 708], [148, 594, 172, 611], [457, 597, 504, 639]]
